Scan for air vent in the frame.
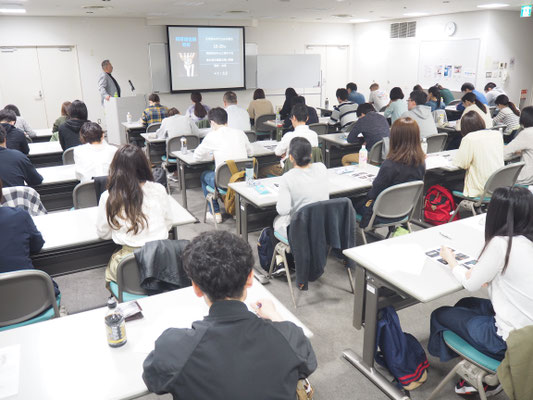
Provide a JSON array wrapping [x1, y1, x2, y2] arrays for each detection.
[[390, 21, 416, 38]]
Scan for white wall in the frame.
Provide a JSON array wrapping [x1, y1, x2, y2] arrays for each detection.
[[352, 10, 533, 104], [0, 16, 354, 123]]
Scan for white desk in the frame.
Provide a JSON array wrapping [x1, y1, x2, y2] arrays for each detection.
[[32, 128, 53, 142], [342, 214, 485, 398], [318, 133, 360, 167], [229, 164, 380, 241], [34, 165, 79, 211], [170, 140, 280, 210], [37, 165, 77, 185], [31, 197, 197, 276], [28, 141, 63, 168], [0, 281, 311, 400], [425, 150, 459, 171]]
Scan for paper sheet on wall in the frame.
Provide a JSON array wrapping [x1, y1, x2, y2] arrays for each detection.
[[0, 345, 20, 399]]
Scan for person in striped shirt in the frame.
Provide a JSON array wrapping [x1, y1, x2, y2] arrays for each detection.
[[328, 88, 358, 131], [493, 95, 521, 139]]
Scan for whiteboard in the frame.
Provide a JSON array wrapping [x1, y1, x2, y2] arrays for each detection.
[[417, 39, 480, 92], [257, 55, 321, 90], [149, 43, 170, 93]]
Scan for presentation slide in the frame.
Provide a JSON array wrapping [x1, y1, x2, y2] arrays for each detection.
[[167, 26, 245, 92]]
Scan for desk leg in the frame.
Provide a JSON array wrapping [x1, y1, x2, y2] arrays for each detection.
[[343, 277, 410, 400], [235, 193, 242, 236], [241, 200, 249, 242], [325, 142, 331, 168], [179, 161, 188, 209], [352, 265, 366, 330]]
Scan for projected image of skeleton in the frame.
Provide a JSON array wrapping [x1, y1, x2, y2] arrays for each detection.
[[179, 52, 197, 77]]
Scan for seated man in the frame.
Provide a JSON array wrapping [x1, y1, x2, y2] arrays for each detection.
[[193, 107, 253, 223], [342, 103, 390, 165], [484, 82, 507, 107], [142, 230, 317, 400], [456, 82, 488, 111], [346, 82, 366, 105], [0, 109, 29, 155], [368, 83, 389, 112], [0, 125, 42, 187], [402, 91, 438, 138], [223, 91, 251, 131], [328, 88, 358, 132], [142, 93, 168, 128]]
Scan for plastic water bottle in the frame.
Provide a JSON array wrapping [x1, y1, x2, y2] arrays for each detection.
[[126, 112, 132, 124], [325, 98, 330, 109], [421, 137, 428, 154], [275, 109, 280, 126], [105, 297, 127, 348], [359, 145, 368, 169], [180, 137, 187, 154], [245, 161, 254, 185]]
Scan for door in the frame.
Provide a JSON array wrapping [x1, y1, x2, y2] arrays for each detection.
[[37, 47, 83, 128], [0, 47, 48, 128], [305, 45, 350, 108]]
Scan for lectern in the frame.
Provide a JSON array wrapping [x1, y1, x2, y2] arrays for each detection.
[[104, 95, 146, 145]]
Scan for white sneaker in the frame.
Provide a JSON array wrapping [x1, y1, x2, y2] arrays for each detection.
[[206, 212, 223, 224]]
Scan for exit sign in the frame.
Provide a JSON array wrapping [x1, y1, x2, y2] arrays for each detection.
[[521, 4, 532, 17]]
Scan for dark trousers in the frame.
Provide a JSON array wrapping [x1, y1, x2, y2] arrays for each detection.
[[428, 297, 507, 362]]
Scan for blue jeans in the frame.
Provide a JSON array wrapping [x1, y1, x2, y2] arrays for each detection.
[[428, 297, 507, 362], [200, 170, 219, 213]]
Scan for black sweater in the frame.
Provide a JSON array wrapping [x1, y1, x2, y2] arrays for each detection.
[[58, 119, 86, 151], [2, 123, 29, 155], [0, 147, 43, 187]]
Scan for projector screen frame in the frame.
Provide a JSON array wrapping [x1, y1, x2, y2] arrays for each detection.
[[166, 25, 247, 94]]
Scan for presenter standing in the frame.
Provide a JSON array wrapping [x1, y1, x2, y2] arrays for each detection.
[[98, 59, 121, 105]]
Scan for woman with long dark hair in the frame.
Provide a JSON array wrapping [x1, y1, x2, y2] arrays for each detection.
[[493, 94, 521, 138], [96, 144, 173, 285], [425, 86, 445, 111], [429, 186, 533, 395], [186, 91, 210, 122], [280, 87, 298, 120]]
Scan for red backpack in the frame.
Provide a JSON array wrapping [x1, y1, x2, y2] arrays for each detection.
[[424, 185, 458, 225]]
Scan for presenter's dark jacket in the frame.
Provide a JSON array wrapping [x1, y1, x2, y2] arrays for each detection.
[[0, 147, 43, 187], [0, 206, 44, 272], [143, 300, 317, 400], [58, 119, 86, 151], [1, 123, 29, 155]]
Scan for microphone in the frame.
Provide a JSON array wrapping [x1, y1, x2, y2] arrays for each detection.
[[128, 80, 135, 92]]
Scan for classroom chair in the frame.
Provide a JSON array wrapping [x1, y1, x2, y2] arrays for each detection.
[[72, 180, 98, 209], [203, 158, 257, 229], [268, 198, 356, 308], [308, 123, 329, 136], [368, 140, 384, 166], [196, 119, 210, 129], [357, 180, 424, 244], [62, 147, 75, 165], [449, 162, 525, 222], [426, 133, 448, 153], [282, 147, 323, 173], [109, 254, 149, 303], [428, 330, 501, 400], [145, 122, 161, 133], [244, 130, 257, 143], [254, 114, 276, 140], [161, 134, 200, 192], [0, 270, 60, 331]]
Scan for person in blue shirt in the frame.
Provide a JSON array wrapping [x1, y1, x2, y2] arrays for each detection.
[[456, 82, 488, 111], [346, 82, 366, 105], [426, 86, 445, 112]]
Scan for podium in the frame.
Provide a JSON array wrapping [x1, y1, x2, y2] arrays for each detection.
[[104, 95, 147, 145]]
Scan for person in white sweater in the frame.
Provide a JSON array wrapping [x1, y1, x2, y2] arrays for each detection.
[[274, 137, 329, 239], [155, 107, 199, 139], [223, 91, 251, 132], [193, 107, 253, 223], [504, 106, 533, 185], [429, 186, 533, 395], [455, 92, 493, 132], [74, 122, 117, 182], [96, 144, 173, 285]]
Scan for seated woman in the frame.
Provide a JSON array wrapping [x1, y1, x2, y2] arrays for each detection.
[[455, 92, 493, 132], [155, 107, 200, 139], [493, 94, 521, 141], [504, 106, 533, 185], [248, 88, 274, 126], [384, 87, 408, 124], [429, 186, 533, 396], [74, 121, 117, 182], [51, 101, 71, 142], [96, 145, 174, 286], [280, 87, 298, 120], [274, 137, 329, 239], [186, 91, 210, 123], [59, 100, 88, 151], [4, 104, 37, 139], [452, 111, 504, 197], [355, 117, 425, 228], [425, 86, 445, 112]]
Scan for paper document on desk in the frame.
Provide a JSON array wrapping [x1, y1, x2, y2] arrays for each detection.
[[358, 243, 426, 275], [425, 155, 452, 170], [0, 345, 20, 398]]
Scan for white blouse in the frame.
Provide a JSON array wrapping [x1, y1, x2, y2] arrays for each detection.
[[74, 141, 117, 182], [96, 181, 174, 248]]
